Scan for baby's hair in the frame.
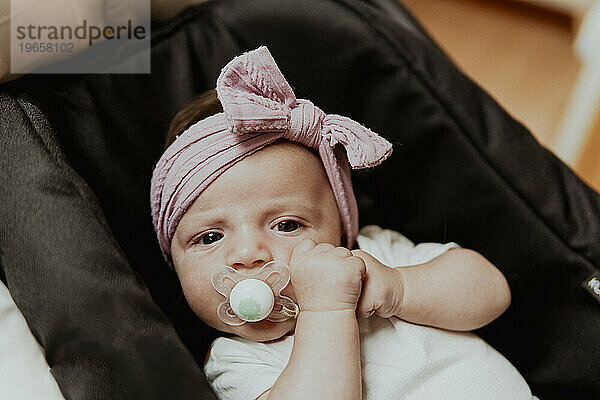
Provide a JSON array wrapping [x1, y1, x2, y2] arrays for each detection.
[[165, 89, 223, 150]]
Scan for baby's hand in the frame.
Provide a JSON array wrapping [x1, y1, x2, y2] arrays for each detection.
[[289, 239, 366, 313], [351, 249, 405, 319]]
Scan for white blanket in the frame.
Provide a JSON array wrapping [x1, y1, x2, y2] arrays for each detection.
[[0, 281, 65, 400]]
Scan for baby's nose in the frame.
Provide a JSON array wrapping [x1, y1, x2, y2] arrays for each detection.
[[228, 233, 271, 270], [232, 259, 268, 271]]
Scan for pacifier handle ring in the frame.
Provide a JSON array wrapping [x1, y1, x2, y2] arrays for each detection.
[[267, 294, 298, 322], [281, 303, 299, 319]]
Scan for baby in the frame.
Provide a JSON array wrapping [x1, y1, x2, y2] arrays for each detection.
[[151, 46, 535, 399]]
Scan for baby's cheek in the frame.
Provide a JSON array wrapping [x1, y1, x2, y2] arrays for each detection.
[[178, 268, 210, 309]]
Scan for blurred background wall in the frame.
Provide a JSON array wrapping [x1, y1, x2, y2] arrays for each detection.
[[401, 0, 600, 192]]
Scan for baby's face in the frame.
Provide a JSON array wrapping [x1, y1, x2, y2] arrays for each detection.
[[170, 141, 343, 342]]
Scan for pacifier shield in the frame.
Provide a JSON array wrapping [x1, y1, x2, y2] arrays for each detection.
[[229, 279, 274, 322], [211, 261, 298, 326]]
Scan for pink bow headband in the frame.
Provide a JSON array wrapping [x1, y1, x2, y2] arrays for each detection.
[[150, 46, 392, 264]]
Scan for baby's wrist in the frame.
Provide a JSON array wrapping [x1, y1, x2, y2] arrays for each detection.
[[389, 268, 407, 318], [297, 309, 358, 324], [299, 308, 357, 315], [297, 299, 359, 314]]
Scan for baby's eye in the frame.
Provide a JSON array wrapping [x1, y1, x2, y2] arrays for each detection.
[[273, 220, 303, 233], [195, 231, 224, 245]]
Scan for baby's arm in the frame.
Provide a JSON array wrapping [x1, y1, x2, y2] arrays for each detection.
[[260, 240, 365, 400], [352, 248, 511, 331]]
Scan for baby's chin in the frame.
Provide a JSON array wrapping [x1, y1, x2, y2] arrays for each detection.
[[230, 318, 296, 342]]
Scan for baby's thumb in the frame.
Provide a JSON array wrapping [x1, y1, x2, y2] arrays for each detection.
[[291, 238, 316, 258]]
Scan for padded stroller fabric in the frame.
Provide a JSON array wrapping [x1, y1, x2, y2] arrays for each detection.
[[1, 0, 599, 399]]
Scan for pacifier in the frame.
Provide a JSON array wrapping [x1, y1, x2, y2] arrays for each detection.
[[211, 261, 299, 326]]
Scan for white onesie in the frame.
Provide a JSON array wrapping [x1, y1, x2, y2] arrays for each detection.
[[204, 225, 533, 399]]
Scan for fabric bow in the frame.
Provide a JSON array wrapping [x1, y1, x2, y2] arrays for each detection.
[[216, 46, 392, 168]]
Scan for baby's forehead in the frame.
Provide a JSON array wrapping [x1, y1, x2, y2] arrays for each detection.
[[180, 140, 333, 215], [240, 140, 325, 176]]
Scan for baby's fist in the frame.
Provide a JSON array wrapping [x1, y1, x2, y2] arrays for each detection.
[[289, 239, 366, 312]]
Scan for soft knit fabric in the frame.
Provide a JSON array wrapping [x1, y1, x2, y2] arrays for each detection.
[[150, 46, 392, 263], [204, 225, 533, 400]]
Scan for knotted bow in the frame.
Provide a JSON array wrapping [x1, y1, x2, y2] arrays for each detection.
[[151, 46, 393, 265], [216, 46, 392, 168]]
